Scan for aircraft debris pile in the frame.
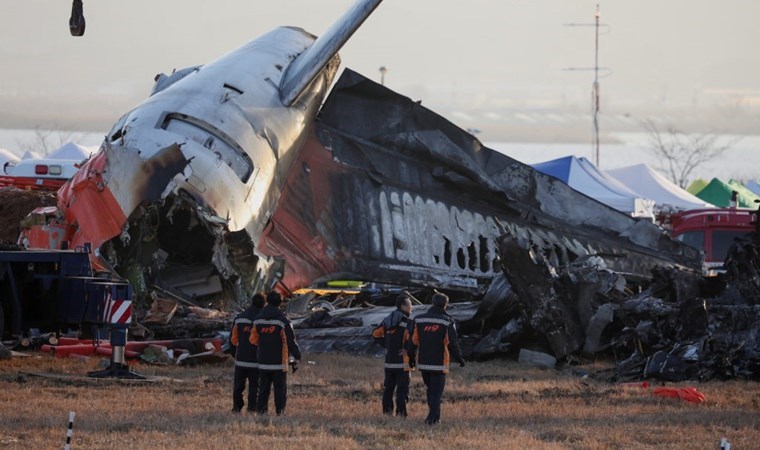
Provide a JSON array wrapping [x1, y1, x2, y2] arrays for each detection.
[[612, 235, 760, 381], [290, 290, 479, 356], [465, 226, 760, 381], [138, 301, 233, 341]]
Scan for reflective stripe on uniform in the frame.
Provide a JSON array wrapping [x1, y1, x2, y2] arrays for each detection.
[[257, 363, 287, 371], [384, 363, 407, 369], [414, 318, 451, 327], [254, 319, 286, 328], [234, 318, 252, 325], [235, 360, 259, 368], [417, 363, 449, 371]]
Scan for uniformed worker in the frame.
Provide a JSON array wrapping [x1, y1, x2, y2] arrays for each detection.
[[406, 292, 465, 425], [249, 291, 301, 415], [372, 295, 414, 417], [230, 292, 265, 413]]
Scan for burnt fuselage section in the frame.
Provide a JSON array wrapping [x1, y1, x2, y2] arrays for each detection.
[[258, 70, 702, 294]]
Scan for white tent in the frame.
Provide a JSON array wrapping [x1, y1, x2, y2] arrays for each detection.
[[532, 156, 655, 218], [606, 164, 714, 211], [21, 150, 42, 160], [48, 142, 93, 160]]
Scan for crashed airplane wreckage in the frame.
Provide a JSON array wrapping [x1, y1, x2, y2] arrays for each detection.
[[21, 0, 699, 306], [21, 69, 700, 304], [19, 0, 757, 381]]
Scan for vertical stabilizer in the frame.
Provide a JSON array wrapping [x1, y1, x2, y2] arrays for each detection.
[[279, 0, 383, 106]]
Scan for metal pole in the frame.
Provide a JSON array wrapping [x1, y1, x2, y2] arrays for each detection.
[[593, 4, 600, 167], [564, 7, 608, 166]]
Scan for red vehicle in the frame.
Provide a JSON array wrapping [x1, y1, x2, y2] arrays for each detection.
[[668, 208, 757, 272]]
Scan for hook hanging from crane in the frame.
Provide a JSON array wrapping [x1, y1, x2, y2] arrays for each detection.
[[69, 0, 85, 36]]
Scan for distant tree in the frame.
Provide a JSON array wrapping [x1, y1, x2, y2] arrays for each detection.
[[16, 126, 84, 157], [642, 119, 739, 188]]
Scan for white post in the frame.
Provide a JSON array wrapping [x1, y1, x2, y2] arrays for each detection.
[[65, 411, 75, 450]]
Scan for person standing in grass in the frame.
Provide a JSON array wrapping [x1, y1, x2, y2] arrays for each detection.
[[230, 292, 265, 414], [406, 292, 465, 425], [372, 294, 414, 417], [250, 291, 301, 415]]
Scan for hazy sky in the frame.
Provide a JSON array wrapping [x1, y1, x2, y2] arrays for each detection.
[[2, 0, 759, 135]]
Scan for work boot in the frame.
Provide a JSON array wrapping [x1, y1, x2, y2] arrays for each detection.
[[231, 408, 241, 414]]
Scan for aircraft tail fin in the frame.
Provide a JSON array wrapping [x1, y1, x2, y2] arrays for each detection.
[[279, 0, 383, 106]]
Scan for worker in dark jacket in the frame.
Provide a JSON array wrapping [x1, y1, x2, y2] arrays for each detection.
[[230, 292, 265, 413], [406, 293, 465, 425], [372, 295, 414, 416], [249, 291, 301, 415]]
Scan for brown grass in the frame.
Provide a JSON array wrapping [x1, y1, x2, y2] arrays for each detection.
[[1, 353, 758, 449]]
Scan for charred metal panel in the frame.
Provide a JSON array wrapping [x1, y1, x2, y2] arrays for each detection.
[[107, 143, 189, 209]]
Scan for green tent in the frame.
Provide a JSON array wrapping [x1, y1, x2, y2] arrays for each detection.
[[687, 178, 708, 195], [728, 180, 760, 208], [695, 178, 758, 208]]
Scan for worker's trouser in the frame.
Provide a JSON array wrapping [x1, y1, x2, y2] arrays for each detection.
[[232, 366, 259, 412], [421, 371, 446, 424], [382, 368, 410, 416], [257, 370, 287, 415]]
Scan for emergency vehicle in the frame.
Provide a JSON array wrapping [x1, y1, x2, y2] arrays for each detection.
[[668, 207, 757, 272], [0, 158, 80, 191]]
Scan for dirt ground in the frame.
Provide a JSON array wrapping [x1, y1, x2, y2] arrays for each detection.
[[0, 187, 57, 244], [0, 353, 758, 449]]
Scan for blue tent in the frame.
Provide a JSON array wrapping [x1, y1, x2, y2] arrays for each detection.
[[747, 180, 760, 196], [532, 156, 655, 217]]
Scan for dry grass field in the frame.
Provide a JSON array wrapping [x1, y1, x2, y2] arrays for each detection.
[[1, 353, 758, 449]]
